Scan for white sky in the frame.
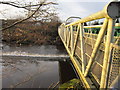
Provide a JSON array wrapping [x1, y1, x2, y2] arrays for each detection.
[[0, 0, 119, 21]]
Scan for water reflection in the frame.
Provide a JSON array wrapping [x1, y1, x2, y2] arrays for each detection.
[[2, 45, 78, 88], [2, 56, 77, 88]]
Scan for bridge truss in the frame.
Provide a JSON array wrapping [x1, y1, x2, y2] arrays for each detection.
[[58, 1, 120, 89]]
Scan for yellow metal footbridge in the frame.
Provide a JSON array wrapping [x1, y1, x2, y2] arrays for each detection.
[[58, 1, 120, 89]]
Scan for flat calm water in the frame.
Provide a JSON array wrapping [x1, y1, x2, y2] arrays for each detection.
[[1, 44, 78, 88]]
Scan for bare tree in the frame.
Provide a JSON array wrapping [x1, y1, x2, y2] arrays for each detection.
[[0, 0, 58, 31]]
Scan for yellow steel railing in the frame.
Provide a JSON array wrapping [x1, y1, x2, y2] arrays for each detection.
[[58, 1, 120, 89]]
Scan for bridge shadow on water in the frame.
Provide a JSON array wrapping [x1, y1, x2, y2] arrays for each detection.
[[2, 56, 80, 89], [1, 44, 84, 89]]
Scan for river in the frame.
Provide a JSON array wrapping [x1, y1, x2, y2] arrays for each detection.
[[1, 44, 78, 88]]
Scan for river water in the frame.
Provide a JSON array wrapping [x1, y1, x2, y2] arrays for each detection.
[[1, 44, 78, 88]]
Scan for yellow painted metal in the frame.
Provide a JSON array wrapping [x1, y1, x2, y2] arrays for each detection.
[[108, 43, 120, 87], [85, 53, 90, 58], [66, 10, 107, 27], [80, 23, 86, 74], [66, 1, 120, 27], [58, 1, 120, 89], [70, 25, 74, 55], [112, 43, 120, 49], [100, 19, 115, 88], [84, 18, 108, 77], [84, 23, 120, 29], [67, 27, 71, 47], [64, 27, 67, 44], [115, 23, 120, 27], [66, 27, 69, 45], [67, 50, 91, 89], [72, 24, 80, 56], [91, 72, 100, 85], [94, 61, 103, 68], [110, 76, 119, 88], [90, 28, 94, 48], [59, 32, 91, 89]]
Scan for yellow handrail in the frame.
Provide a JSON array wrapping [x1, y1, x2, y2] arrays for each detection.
[[84, 23, 120, 29], [65, 1, 120, 27], [58, 1, 120, 89]]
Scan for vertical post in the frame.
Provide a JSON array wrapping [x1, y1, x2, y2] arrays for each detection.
[[64, 27, 66, 43], [61, 25, 64, 40], [84, 18, 108, 77], [105, 44, 113, 88], [80, 23, 86, 74], [67, 28, 71, 48], [90, 28, 93, 48], [67, 27, 70, 47], [100, 18, 115, 88], [72, 24, 80, 56], [66, 27, 68, 45], [70, 25, 74, 54]]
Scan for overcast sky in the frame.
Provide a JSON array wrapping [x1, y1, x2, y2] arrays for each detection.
[[0, 0, 119, 20]]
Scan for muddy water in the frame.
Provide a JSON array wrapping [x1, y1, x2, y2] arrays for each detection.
[[1, 45, 78, 88]]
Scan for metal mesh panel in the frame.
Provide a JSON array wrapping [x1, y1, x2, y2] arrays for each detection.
[[108, 47, 120, 87], [58, 22, 120, 88], [92, 63, 102, 82], [91, 43, 104, 84]]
